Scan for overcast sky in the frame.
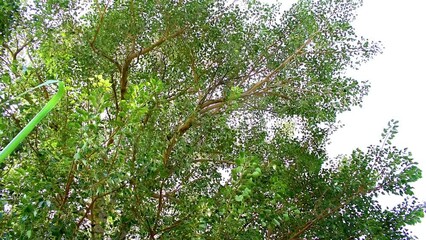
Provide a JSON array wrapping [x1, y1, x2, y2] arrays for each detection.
[[264, 0, 426, 238], [327, 0, 426, 237]]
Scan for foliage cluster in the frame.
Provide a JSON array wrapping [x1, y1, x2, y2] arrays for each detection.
[[0, 0, 423, 239]]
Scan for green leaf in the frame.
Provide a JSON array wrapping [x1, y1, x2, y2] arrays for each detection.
[[1, 0, 421, 239], [235, 195, 244, 202]]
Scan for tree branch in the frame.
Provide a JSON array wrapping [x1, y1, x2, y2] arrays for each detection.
[[128, 28, 186, 60], [242, 34, 317, 98], [162, 113, 196, 166], [59, 160, 77, 210], [288, 185, 381, 239], [89, 0, 121, 71], [119, 28, 186, 99], [75, 182, 127, 230]]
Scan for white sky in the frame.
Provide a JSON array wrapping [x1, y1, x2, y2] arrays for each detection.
[[263, 0, 426, 238], [327, 0, 426, 238]]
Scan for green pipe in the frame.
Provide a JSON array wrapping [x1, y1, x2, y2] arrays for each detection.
[[0, 80, 65, 163]]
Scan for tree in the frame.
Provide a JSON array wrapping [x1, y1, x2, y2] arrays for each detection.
[[0, 0, 423, 239], [0, 0, 20, 44]]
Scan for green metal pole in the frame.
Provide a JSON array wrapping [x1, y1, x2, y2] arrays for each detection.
[[0, 81, 65, 163]]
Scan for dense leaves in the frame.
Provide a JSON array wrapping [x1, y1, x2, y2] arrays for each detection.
[[0, 0, 423, 239], [0, 0, 20, 43]]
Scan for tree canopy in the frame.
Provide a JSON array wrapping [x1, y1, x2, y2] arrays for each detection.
[[0, 0, 424, 239]]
